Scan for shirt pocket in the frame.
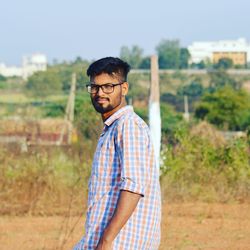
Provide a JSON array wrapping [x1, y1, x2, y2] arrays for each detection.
[[95, 140, 117, 180]]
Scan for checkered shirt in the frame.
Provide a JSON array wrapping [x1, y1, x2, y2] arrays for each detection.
[[74, 105, 161, 250]]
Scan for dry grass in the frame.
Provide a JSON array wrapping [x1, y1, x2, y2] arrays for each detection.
[[1, 202, 250, 249], [0, 134, 249, 249], [0, 147, 90, 216]]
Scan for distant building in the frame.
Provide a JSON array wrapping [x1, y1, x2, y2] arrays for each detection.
[[188, 38, 250, 65], [0, 53, 47, 79], [0, 63, 22, 77], [22, 53, 47, 79]]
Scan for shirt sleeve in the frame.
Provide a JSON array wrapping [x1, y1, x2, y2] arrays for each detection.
[[117, 116, 150, 197]]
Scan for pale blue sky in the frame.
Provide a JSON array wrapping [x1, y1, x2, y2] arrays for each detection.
[[1, 0, 249, 65]]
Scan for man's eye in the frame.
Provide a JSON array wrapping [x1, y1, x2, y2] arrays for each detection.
[[103, 85, 112, 89]]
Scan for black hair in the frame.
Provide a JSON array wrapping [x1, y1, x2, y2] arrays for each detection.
[[86, 57, 130, 81]]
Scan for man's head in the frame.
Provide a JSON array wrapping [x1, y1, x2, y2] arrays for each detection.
[[86, 57, 130, 117], [87, 57, 130, 82]]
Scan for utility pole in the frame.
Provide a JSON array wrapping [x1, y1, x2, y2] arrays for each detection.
[[57, 73, 76, 145], [149, 55, 161, 169], [65, 73, 76, 123], [183, 95, 190, 122]]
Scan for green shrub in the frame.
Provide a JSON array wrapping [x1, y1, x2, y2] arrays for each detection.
[[160, 122, 250, 202]]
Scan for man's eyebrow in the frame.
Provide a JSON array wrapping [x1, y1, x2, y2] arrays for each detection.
[[90, 82, 116, 85]]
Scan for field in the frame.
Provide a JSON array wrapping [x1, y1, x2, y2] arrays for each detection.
[[1, 71, 250, 250], [1, 202, 250, 250]]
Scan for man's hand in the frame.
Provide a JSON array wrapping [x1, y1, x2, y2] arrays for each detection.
[[95, 237, 112, 250]]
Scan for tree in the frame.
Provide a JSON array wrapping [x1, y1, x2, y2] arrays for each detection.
[[179, 48, 190, 69], [50, 60, 89, 92], [156, 39, 180, 69], [176, 80, 204, 112], [120, 45, 144, 69], [177, 81, 204, 97], [0, 74, 7, 81], [214, 58, 233, 70], [139, 56, 150, 69], [195, 86, 250, 130], [160, 103, 183, 143], [208, 70, 240, 90], [74, 92, 102, 140], [25, 70, 62, 98], [191, 60, 206, 69]]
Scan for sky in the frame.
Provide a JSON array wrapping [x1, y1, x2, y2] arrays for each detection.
[[1, 0, 250, 65]]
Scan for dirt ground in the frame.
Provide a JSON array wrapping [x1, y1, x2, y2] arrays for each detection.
[[0, 202, 250, 250]]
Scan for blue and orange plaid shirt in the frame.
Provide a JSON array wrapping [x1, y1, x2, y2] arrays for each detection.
[[74, 105, 161, 250]]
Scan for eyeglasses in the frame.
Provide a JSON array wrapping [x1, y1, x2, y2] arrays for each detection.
[[86, 82, 124, 94]]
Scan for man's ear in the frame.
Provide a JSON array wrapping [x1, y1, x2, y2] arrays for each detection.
[[122, 82, 129, 96]]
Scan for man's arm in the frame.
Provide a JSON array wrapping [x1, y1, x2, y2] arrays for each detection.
[[96, 190, 141, 250]]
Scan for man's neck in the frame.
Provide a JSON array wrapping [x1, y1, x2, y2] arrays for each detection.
[[102, 101, 127, 122]]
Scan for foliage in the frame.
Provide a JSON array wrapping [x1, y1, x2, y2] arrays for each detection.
[[177, 81, 204, 97], [195, 86, 250, 130], [160, 103, 183, 143], [156, 40, 190, 69], [0, 74, 7, 81], [176, 81, 204, 112], [24, 58, 90, 101], [126, 73, 149, 101], [161, 122, 250, 202], [74, 91, 102, 141], [179, 48, 190, 69], [0, 81, 8, 89], [139, 56, 151, 69], [190, 60, 206, 69], [119, 45, 151, 69], [0, 75, 23, 90], [156, 39, 180, 69], [43, 102, 66, 117], [120, 45, 144, 69], [50, 61, 89, 92], [234, 64, 246, 69], [214, 58, 233, 70], [161, 93, 184, 112], [208, 70, 241, 90], [25, 70, 62, 98], [171, 70, 188, 82], [132, 103, 183, 144]]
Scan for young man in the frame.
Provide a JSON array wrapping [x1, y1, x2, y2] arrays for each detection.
[[74, 57, 161, 250]]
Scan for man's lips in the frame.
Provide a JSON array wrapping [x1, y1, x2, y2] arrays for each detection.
[[95, 97, 109, 104]]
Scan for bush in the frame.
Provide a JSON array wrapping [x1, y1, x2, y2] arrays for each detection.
[[160, 122, 250, 202], [0, 74, 7, 81], [195, 86, 250, 130], [25, 70, 62, 98]]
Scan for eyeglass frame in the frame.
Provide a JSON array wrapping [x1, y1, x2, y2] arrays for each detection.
[[86, 82, 125, 94]]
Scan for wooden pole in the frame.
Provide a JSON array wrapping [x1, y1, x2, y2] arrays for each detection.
[[57, 73, 76, 145], [183, 95, 190, 122], [149, 55, 161, 169]]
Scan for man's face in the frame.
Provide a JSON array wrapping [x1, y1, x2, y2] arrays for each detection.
[[90, 73, 128, 114]]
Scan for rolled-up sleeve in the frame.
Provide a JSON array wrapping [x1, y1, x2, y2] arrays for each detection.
[[117, 117, 150, 197]]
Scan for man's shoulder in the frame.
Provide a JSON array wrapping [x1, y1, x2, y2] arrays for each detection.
[[117, 110, 149, 130]]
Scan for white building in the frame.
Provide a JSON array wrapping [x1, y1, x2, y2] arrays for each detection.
[[22, 53, 47, 79], [188, 38, 250, 65], [0, 53, 47, 79], [0, 63, 22, 77]]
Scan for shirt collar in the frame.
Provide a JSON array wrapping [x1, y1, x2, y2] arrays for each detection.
[[104, 105, 133, 127]]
